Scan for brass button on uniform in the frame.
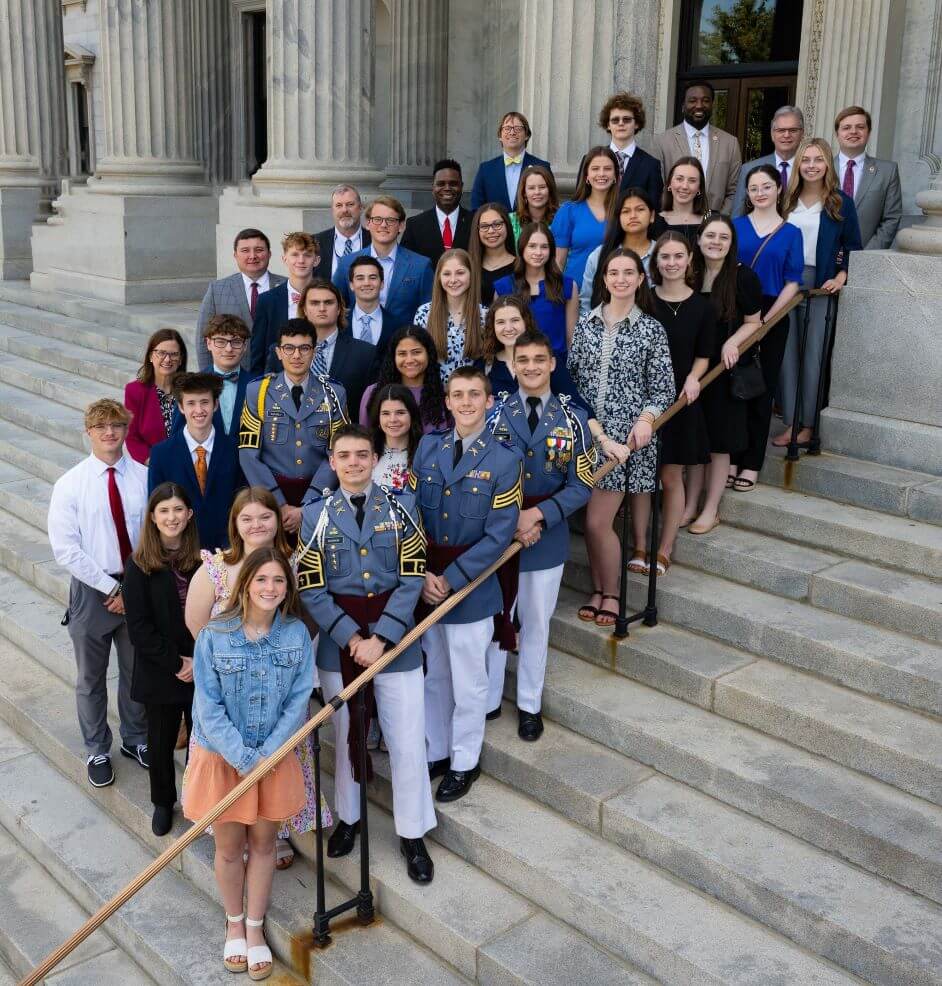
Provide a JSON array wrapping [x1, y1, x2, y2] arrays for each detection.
[[444, 489, 451, 497], [296, 440, 302, 447], [442, 512, 448, 519], [296, 458, 303, 465], [367, 592, 375, 598], [295, 422, 301, 430], [527, 450, 534, 457], [442, 535, 449, 543], [360, 547, 368, 556], [472, 486, 478, 492], [363, 572, 371, 579], [525, 472, 532, 479]]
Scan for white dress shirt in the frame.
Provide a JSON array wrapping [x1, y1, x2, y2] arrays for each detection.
[[787, 199, 823, 267], [183, 425, 215, 469], [610, 140, 636, 177], [332, 228, 364, 276], [286, 282, 306, 322], [683, 121, 711, 175], [837, 152, 866, 199], [352, 304, 382, 345], [241, 270, 271, 308], [435, 206, 460, 237], [369, 245, 398, 306], [48, 452, 148, 594]]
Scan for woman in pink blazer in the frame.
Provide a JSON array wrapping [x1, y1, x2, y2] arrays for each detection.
[[124, 329, 188, 464]]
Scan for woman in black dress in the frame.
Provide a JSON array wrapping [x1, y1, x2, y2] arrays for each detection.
[[685, 215, 762, 533], [642, 232, 715, 573], [652, 157, 708, 245], [469, 202, 516, 304]]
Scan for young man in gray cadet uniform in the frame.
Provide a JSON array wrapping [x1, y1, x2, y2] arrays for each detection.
[[297, 424, 435, 883], [484, 331, 595, 741], [239, 318, 348, 539], [411, 366, 523, 803]]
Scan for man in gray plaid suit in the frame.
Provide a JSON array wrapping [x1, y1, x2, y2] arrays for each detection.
[[196, 228, 286, 371]]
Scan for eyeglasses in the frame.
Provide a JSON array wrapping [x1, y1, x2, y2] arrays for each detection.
[[501, 125, 526, 134], [479, 220, 506, 232], [368, 216, 400, 227], [609, 115, 635, 125], [209, 336, 246, 350], [152, 349, 181, 362], [89, 422, 127, 433], [772, 127, 802, 136], [278, 343, 314, 356]]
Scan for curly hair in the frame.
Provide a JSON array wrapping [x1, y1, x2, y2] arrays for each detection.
[[372, 326, 447, 430]]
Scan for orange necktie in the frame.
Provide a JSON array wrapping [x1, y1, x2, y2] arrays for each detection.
[[195, 446, 207, 495]]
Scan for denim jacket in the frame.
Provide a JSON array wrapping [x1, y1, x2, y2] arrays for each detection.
[[192, 610, 315, 775]]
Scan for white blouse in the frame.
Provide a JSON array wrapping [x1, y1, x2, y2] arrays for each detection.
[[787, 199, 823, 268]]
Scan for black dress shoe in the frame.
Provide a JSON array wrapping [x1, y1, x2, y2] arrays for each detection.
[[517, 710, 544, 742], [400, 837, 434, 883], [435, 765, 480, 803], [151, 804, 173, 836], [326, 820, 359, 858], [485, 706, 502, 721], [427, 757, 450, 780]]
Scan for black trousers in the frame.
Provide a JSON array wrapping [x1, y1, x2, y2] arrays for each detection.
[[146, 701, 192, 808], [732, 297, 790, 473]]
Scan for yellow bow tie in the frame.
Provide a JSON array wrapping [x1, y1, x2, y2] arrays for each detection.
[[504, 155, 523, 166]]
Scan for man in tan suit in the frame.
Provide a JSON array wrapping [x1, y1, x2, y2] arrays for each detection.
[[655, 81, 742, 214]]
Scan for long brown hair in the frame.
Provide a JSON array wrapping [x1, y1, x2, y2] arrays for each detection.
[[572, 146, 619, 214], [214, 547, 301, 626], [137, 329, 188, 387], [481, 294, 537, 360], [649, 231, 696, 289], [512, 222, 565, 304], [427, 248, 484, 361], [597, 248, 654, 312], [132, 483, 201, 575], [693, 214, 739, 323], [514, 165, 560, 227], [782, 137, 844, 222], [661, 156, 707, 215], [222, 486, 291, 565], [298, 278, 348, 330], [469, 202, 516, 271]]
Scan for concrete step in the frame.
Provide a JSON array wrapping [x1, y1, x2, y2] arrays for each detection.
[[479, 697, 942, 986], [760, 445, 942, 526], [318, 739, 863, 985], [0, 416, 83, 487], [718, 483, 942, 579], [0, 380, 87, 452], [0, 822, 157, 985], [566, 543, 942, 719], [0, 349, 122, 413], [531, 644, 942, 906], [0, 721, 306, 985], [0, 320, 138, 390], [0, 642, 472, 985]]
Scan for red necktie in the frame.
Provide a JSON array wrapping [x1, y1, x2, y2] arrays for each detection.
[[442, 216, 453, 249], [106, 466, 133, 565], [842, 159, 855, 197], [250, 281, 259, 318]]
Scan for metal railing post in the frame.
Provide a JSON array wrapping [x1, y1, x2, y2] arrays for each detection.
[[642, 439, 660, 627], [312, 724, 330, 947], [356, 691, 374, 925], [809, 293, 838, 455], [787, 290, 812, 461], [613, 455, 632, 639]]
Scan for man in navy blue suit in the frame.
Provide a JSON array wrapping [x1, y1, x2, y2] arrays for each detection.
[[333, 196, 433, 333], [598, 93, 664, 209], [470, 111, 552, 212], [149, 373, 242, 550], [346, 255, 396, 369], [249, 231, 319, 375]]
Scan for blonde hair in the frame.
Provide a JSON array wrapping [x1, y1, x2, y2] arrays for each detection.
[[426, 249, 484, 361], [214, 547, 301, 626], [281, 231, 318, 254], [85, 398, 130, 431], [782, 137, 844, 222], [222, 487, 291, 565]]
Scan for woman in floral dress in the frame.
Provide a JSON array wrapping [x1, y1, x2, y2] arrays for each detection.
[[184, 486, 331, 869]]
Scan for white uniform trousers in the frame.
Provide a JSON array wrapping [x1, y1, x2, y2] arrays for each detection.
[[321, 668, 436, 839], [485, 565, 564, 715], [423, 617, 492, 772]]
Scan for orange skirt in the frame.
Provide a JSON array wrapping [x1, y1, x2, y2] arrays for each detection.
[[182, 743, 305, 826]]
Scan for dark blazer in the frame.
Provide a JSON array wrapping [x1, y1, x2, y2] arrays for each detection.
[[312, 226, 372, 282], [812, 191, 863, 287], [333, 246, 434, 334], [248, 281, 294, 376], [400, 207, 473, 265], [348, 304, 397, 373], [619, 146, 664, 211], [124, 380, 170, 465], [471, 152, 553, 211], [170, 368, 249, 481], [147, 429, 242, 550], [124, 557, 196, 706]]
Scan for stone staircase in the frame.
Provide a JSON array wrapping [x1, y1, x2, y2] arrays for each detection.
[[0, 281, 939, 983]]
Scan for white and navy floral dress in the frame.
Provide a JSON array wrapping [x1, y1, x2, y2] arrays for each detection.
[[568, 304, 675, 494], [414, 302, 488, 383]]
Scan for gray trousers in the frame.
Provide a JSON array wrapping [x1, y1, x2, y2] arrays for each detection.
[[780, 265, 830, 430], [67, 577, 147, 757]]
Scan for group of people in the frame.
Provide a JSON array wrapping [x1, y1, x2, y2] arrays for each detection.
[[46, 83, 903, 980]]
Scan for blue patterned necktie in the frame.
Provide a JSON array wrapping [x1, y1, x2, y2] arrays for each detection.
[[312, 340, 328, 377], [358, 313, 373, 343], [343, 237, 353, 256]]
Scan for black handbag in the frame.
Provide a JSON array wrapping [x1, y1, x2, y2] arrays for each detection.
[[729, 352, 765, 400]]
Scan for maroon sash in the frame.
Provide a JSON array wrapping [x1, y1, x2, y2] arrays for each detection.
[[333, 589, 393, 783], [274, 473, 312, 507]]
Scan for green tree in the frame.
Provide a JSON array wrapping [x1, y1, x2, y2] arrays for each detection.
[[699, 0, 775, 65]]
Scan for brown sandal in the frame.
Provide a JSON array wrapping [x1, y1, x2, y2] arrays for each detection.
[[578, 589, 603, 622], [595, 594, 619, 628]]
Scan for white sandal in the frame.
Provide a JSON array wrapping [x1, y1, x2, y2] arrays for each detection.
[[246, 916, 273, 981], [223, 912, 248, 973]]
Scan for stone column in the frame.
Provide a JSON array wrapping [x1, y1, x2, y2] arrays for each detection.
[[192, 0, 233, 187], [517, 0, 617, 193], [381, 0, 449, 207], [0, 0, 67, 278], [796, 0, 905, 154], [217, 0, 384, 276], [30, 0, 217, 302]]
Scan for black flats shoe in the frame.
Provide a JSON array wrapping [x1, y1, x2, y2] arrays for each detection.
[[152, 804, 173, 836], [326, 820, 359, 858], [517, 709, 544, 742], [435, 765, 480, 802], [400, 837, 434, 883]]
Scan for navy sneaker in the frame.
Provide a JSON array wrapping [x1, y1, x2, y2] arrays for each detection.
[[120, 743, 149, 769], [86, 754, 115, 788]]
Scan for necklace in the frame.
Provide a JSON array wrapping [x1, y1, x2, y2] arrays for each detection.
[[660, 297, 686, 317], [244, 621, 271, 638]]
